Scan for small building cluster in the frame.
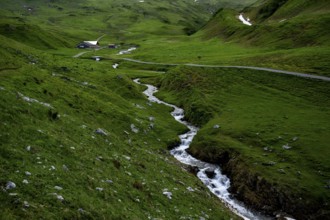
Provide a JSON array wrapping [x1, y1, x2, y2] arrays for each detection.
[[76, 41, 100, 49]]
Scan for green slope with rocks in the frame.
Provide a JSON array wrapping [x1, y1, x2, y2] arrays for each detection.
[[1, 0, 329, 219]]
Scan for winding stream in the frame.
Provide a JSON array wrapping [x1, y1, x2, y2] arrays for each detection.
[[134, 79, 269, 220]]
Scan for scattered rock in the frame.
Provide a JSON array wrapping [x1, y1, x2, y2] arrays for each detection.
[[49, 166, 56, 171], [292, 137, 299, 142], [325, 181, 330, 189], [134, 104, 145, 109], [62, 164, 69, 171], [282, 144, 292, 150], [6, 181, 16, 190], [96, 156, 104, 161], [213, 124, 220, 129], [95, 187, 103, 191], [26, 146, 31, 151], [205, 169, 216, 179], [54, 186, 63, 190], [123, 155, 131, 161], [23, 201, 30, 208], [278, 169, 286, 174], [78, 208, 86, 213], [130, 124, 139, 133], [9, 193, 18, 196], [105, 180, 113, 184], [187, 187, 195, 192], [163, 189, 172, 199], [95, 128, 108, 136], [149, 116, 155, 121], [262, 161, 276, 166], [22, 179, 29, 184], [25, 171, 31, 176], [57, 195, 64, 201]]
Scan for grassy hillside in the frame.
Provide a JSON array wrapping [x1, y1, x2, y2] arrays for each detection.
[[194, 0, 330, 76], [202, 0, 330, 47], [1, 0, 330, 219], [151, 66, 330, 218], [0, 33, 240, 219], [0, 0, 220, 41]]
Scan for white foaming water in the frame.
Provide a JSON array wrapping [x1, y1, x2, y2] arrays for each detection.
[[134, 79, 270, 220]]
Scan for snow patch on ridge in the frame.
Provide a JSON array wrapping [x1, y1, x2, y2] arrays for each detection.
[[239, 14, 252, 26]]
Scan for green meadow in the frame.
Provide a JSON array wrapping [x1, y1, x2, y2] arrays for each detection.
[[1, 0, 329, 219]]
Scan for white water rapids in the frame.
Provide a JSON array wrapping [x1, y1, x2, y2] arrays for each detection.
[[134, 79, 270, 220]]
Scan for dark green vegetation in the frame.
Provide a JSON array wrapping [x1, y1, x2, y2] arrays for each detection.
[[1, 0, 330, 219], [151, 66, 330, 218]]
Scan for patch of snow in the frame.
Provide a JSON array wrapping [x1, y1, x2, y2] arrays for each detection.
[[239, 14, 252, 26]]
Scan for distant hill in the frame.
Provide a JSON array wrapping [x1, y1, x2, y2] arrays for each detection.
[[201, 0, 330, 48]]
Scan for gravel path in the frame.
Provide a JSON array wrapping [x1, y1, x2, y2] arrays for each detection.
[[73, 51, 91, 58], [121, 58, 330, 82]]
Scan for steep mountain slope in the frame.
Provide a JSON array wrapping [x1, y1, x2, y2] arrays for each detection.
[[202, 0, 330, 48]]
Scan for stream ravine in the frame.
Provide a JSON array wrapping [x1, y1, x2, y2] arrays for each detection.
[[134, 79, 270, 220]]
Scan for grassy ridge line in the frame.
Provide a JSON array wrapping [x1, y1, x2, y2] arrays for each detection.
[[151, 66, 330, 218]]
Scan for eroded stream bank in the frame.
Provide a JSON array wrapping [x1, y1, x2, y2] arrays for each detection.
[[134, 79, 270, 220]]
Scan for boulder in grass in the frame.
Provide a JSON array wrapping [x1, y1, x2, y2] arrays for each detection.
[[95, 128, 108, 136], [6, 181, 16, 190]]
